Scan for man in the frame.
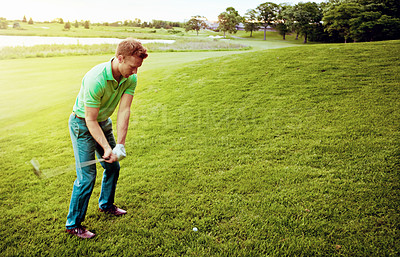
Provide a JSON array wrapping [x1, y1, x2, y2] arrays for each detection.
[[65, 38, 148, 239]]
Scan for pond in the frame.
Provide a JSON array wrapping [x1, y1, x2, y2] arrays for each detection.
[[0, 35, 175, 48]]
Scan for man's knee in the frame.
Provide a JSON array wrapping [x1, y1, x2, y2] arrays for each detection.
[[75, 166, 97, 185]]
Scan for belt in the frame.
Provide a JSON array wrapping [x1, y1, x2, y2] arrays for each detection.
[[73, 113, 108, 124], [73, 113, 85, 120]]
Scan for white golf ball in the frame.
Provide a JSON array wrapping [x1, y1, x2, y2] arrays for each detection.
[[193, 227, 198, 232]]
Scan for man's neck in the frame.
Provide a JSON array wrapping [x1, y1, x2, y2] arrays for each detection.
[[111, 58, 122, 83]]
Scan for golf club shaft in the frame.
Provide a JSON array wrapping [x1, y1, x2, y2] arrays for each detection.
[[80, 158, 105, 167]]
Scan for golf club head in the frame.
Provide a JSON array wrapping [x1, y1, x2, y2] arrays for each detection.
[[30, 158, 42, 178]]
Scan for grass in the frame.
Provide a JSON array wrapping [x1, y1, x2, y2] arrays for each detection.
[[0, 21, 305, 59], [0, 39, 251, 60], [144, 38, 251, 52], [0, 40, 399, 256]]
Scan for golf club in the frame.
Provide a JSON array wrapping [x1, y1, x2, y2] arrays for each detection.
[[30, 158, 42, 178], [30, 157, 106, 178], [80, 158, 105, 167]]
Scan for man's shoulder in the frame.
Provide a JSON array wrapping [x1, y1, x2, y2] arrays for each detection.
[[84, 60, 110, 82], [127, 74, 138, 84]]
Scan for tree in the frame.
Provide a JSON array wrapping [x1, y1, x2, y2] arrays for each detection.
[[64, 21, 71, 30], [52, 18, 64, 24], [84, 20, 90, 29], [275, 4, 291, 40], [133, 18, 142, 27], [28, 17, 34, 24], [350, 9, 400, 41], [218, 7, 242, 38], [74, 20, 79, 28], [323, 2, 362, 43], [257, 2, 279, 40], [185, 16, 207, 36], [244, 9, 259, 37], [282, 5, 301, 39], [349, 0, 400, 41], [323, 0, 400, 42], [0, 18, 7, 29], [292, 2, 323, 43], [153, 20, 162, 29], [22, 15, 27, 23], [355, 0, 400, 18]]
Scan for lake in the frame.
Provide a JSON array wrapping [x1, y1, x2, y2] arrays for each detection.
[[0, 35, 175, 48]]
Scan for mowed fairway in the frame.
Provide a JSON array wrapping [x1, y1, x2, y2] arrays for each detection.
[[0, 41, 399, 256]]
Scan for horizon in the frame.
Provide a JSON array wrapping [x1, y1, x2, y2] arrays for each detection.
[[3, 0, 327, 23]]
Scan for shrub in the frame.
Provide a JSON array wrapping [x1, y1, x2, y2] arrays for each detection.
[[0, 19, 7, 29]]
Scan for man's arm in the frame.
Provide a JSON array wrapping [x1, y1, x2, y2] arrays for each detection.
[[116, 93, 134, 145], [85, 106, 118, 163]]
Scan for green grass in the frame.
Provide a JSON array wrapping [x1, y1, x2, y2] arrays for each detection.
[[235, 29, 301, 41], [0, 21, 306, 59], [0, 40, 399, 256], [0, 39, 251, 60]]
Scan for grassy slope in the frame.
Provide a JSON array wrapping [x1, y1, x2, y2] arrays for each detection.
[[0, 41, 399, 256]]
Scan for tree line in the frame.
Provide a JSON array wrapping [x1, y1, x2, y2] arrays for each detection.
[[4, 0, 399, 43], [186, 0, 400, 43], [11, 16, 184, 30]]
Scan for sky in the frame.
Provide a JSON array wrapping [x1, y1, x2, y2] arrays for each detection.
[[3, 0, 327, 23]]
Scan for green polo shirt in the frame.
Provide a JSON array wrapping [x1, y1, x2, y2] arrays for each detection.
[[73, 58, 137, 122]]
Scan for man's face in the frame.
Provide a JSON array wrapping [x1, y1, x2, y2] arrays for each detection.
[[119, 55, 143, 78]]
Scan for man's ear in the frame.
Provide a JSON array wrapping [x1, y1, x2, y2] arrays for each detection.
[[117, 55, 124, 63]]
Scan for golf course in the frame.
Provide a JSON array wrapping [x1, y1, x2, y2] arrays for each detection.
[[0, 24, 399, 256]]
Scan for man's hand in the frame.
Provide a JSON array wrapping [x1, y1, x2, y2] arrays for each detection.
[[85, 106, 119, 163], [103, 147, 118, 163], [112, 144, 126, 161]]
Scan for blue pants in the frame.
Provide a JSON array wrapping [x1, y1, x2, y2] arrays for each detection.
[[66, 113, 120, 229]]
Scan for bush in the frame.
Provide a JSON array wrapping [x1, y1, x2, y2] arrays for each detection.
[[0, 20, 7, 29], [168, 29, 182, 34], [64, 22, 71, 30]]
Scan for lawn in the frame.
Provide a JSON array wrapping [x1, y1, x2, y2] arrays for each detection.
[[0, 40, 399, 256]]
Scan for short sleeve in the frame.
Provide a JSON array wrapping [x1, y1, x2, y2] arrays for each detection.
[[83, 76, 104, 108], [123, 74, 137, 96]]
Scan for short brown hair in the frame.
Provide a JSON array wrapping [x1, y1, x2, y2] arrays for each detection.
[[116, 38, 148, 59]]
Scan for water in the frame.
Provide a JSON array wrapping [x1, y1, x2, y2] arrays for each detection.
[[0, 35, 175, 48]]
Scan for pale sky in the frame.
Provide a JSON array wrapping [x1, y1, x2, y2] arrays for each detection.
[[3, 0, 327, 23]]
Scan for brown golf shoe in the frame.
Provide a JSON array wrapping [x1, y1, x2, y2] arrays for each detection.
[[99, 205, 127, 216], [66, 225, 95, 239]]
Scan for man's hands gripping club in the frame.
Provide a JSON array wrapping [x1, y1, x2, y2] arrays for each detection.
[[85, 106, 128, 164], [104, 93, 131, 163], [112, 144, 126, 161], [102, 144, 126, 163]]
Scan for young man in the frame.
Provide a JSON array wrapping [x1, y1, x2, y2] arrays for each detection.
[[65, 38, 148, 239]]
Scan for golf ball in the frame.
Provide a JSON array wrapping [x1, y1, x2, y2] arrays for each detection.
[[193, 227, 198, 232]]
